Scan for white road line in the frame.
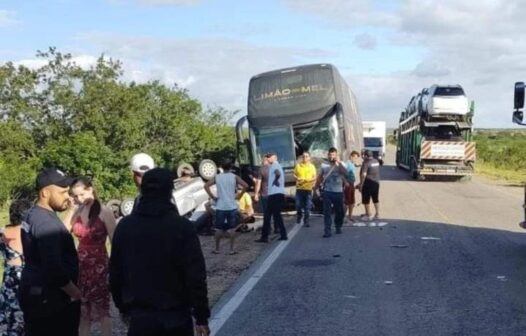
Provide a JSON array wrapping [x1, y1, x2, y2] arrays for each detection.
[[209, 223, 303, 334]]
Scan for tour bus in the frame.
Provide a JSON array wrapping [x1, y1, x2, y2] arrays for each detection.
[[235, 63, 363, 198]]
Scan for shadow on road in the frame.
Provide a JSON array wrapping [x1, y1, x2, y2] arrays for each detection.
[[214, 216, 526, 336]]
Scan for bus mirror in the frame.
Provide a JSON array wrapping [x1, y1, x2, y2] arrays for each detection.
[[513, 110, 524, 125], [514, 82, 525, 110]]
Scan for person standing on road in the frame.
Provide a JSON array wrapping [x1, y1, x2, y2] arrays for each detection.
[[294, 152, 317, 227], [110, 168, 210, 336], [344, 151, 361, 223], [130, 153, 155, 213], [358, 150, 381, 221], [254, 154, 280, 233], [19, 168, 82, 336], [204, 160, 249, 255], [315, 148, 349, 237], [255, 152, 288, 242], [67, 177, 116, 336]]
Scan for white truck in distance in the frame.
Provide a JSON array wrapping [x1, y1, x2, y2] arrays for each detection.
[[362, 121, 386, 165]]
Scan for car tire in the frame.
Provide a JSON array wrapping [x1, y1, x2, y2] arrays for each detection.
[[177, 162, 195, 178], [120, 198, 135, 217], [106, 199, 122, 218], [198, 159, 217, 181]]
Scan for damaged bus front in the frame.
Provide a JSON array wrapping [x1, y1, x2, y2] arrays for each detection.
[[236, 63, 363, 198]]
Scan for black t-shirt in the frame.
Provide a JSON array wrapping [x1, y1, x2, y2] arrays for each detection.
[[361, 158, 381, 183], [21, 206, 79, 289], [257, 165, 270, 197]]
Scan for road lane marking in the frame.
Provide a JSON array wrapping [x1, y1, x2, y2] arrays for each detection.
[[209, 223, 302, 334]]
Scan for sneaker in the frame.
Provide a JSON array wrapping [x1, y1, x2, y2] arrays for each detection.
[[335, 228, 342, 234], [273, 229, 279, 234], [304, 223, 310, 227], [322, 233, 331, 238], [361, 215, 373, 221], [254, 238, 269, 243], [278, 236, 288, 241]]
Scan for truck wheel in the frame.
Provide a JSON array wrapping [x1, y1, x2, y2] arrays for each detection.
[[120, 198, 135, 217], [410, 160, 419, 180], [198, 159, 217, 181]]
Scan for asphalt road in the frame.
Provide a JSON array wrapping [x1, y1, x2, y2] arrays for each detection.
[[212, 149, 526, 336]]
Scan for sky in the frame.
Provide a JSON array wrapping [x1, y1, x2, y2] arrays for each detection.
[[1, 0, 525, 128]]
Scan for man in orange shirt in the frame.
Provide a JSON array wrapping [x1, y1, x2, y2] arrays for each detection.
[[294, 152, 317, 227]]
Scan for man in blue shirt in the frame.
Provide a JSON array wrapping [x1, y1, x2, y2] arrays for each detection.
[[255, 152, 288, 242]]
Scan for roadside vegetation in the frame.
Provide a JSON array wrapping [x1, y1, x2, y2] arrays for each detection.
[[0, 48, 237, 210], [474, 129, 526, 185]]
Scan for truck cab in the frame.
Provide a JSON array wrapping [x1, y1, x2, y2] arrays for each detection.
[[362, 121, 386, 165]]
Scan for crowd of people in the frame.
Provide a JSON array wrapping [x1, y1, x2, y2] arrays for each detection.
[[0, 146, 381, 336], [0, 154, 211, 336]]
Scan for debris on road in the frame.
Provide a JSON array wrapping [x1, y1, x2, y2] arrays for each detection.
[[384, 281, 393, 285], [497, 276, 508, 281], [421, 236, 441, 241], [390, 244, 409, 248], [333, 254, 341, 258], [345, 295, 358, 299]]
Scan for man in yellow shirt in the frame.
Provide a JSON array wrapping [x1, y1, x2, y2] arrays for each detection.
[[294, 152, 317, 227]]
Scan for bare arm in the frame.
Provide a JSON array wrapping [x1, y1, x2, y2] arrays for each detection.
[[236, 176, 249, 192], [62, 205, 79, 232], [204, 178, 216, 201], [101, 206, 117, 241], [254, 178, 262, 201]]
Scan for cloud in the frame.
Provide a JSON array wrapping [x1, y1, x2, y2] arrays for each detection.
[[353, 33, 377, 50], [282, 0, 399, 28], [283, 0, 526, 127], [77, 33, 334, 113], [0, 10, 20, 27]]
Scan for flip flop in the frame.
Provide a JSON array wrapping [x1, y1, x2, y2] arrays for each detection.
[[211, 250, 220, 254], [229, 251, 238, 255]]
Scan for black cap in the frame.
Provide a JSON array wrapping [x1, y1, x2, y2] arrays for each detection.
[[140, 168, 175, 198], [36, 168, 73, 190]]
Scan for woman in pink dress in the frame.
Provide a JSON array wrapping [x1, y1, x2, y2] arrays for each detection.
[[67, 177, 116, 336]]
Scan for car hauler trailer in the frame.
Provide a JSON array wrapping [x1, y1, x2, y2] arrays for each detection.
[[395, 87, 476, 180]]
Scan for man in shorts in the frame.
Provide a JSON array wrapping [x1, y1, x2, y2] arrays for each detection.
[[204, 160, 248, 254], [358, 150, 381, 221]]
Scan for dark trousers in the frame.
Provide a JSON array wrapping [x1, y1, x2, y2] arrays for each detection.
[[261, 194, 287, 240], [296, 190, 313, 225], [24, 301, 80, 336], [128, 313, 194, 336], [260, 196, 277, 231], [323, 191, 344, 235]]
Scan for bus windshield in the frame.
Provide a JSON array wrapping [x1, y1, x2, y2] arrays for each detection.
[[294, 115, 338, 162], [253, 127, 296, 168]]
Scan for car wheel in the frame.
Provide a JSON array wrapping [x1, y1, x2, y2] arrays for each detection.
[[198, 159, 217, 181], [120, 198, 135, 216], [177, 162, 195, 178], [106, 199, 122, 218]]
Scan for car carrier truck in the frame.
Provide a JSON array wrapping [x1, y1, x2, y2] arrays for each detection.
[[395, 85, 476, 180]]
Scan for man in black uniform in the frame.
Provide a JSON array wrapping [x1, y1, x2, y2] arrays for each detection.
[[358, 150, 381, 221], [110, 168, 210, 336], [20, 168, 82, 336]]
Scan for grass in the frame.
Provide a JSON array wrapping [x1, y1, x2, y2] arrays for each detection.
[[473, 130, 526, 185]]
